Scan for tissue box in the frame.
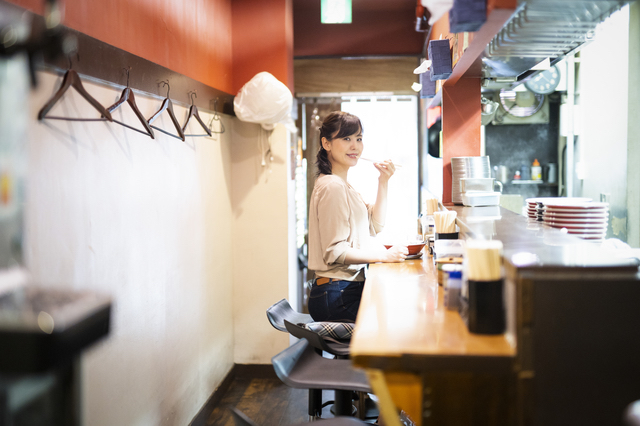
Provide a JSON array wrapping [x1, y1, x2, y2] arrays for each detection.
[[449, 0, 487, 33], [428, 39, 452, 81]]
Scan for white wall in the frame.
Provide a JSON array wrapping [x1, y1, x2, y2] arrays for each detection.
[[231, 123, 290, 364], [577, 7, 629, 240], [627, 2, 640, 247], [22, 69, 290, 425]]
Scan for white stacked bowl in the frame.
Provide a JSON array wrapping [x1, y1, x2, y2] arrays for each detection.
[[541, 201, 609, 242], [451, 156, 491, 205], [526, 197, 592, 221]]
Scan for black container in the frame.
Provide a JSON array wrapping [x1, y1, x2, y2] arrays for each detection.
[[459, 279, 505, 335], [436, 232, 459, 240]]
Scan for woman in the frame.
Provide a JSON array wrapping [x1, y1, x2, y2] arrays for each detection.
[[307, 111, 407, 322]]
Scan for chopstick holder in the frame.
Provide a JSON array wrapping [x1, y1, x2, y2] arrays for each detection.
[[459, 240, 505, 335]]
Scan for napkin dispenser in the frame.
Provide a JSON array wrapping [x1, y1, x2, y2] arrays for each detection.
[[459, 278, 505, 334], [459, 240, 505, 334]]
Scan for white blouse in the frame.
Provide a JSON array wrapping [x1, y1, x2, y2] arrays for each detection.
[[308, 174, 384, 281]]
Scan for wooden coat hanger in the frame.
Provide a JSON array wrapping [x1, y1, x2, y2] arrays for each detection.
[[182, 91, 212, 137], [107, 67, 154, 138], [38, 56, 113, 122], [147, 81, 185, 141], [208, 98, 226, 134]]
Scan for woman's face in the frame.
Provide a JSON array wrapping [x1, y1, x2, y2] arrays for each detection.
[[322, 128, 363, 174]]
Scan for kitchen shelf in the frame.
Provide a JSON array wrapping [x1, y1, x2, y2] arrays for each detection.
[[425, 3, 516, 108], [509, 180, 558, 186]]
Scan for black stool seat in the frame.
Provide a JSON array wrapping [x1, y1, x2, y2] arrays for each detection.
[[267, 299, 313, 332], [272, 339, 370, 393]]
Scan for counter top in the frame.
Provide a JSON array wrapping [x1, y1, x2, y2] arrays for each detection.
[[351, 256, 515, 373], [351, 206, 638, 373], [452, 206, 639, 273]]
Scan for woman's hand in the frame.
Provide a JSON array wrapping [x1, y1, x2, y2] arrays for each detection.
[[374, 160, 396, 183], [382, 245, 409, 263]]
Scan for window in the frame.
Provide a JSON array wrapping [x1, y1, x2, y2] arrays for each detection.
[[341, 95, 419, 241]]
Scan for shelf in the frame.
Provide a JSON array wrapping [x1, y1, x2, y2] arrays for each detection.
[[425, 3, 516, 108], [509, 180, 558, 186]]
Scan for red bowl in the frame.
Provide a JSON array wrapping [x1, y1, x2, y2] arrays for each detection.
[[384, 243, 426, 255]]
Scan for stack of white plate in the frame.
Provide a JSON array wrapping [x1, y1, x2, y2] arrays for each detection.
[[541, 200, 609, 242], [451, 156, 491, 205], [525, 197, 591, 221]]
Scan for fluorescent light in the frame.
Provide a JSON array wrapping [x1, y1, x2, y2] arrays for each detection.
[[321, 0, 352, 24]]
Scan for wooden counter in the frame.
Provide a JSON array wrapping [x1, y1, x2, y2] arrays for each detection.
[[350, 206, 640, 426], [352, 258, 515, 370]]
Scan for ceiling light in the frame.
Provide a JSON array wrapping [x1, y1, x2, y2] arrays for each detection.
[[321, 0, 352, 24]]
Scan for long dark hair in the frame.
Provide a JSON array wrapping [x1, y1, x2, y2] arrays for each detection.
[[315, 111, 363, 176]]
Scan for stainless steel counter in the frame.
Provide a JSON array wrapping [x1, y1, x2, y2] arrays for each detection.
[[451, 205, 639, 272]]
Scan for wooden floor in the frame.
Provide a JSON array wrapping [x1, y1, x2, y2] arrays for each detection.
[[190, 366, 349, 426]]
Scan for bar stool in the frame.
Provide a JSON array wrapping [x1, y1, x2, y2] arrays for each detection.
[[266, 299, 313, 332], [267, 300, 368, 419], [284, 321, 377, 420], [266, 299, 325, 417], [229, 407, 368, 426], [271, 339, 371, 420]]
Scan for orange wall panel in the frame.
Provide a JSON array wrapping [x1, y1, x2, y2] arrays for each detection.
[[231, 0, 294, 94], [441, 78, 481, 205], [292, 0, 423, 58], [8, 0, 243, 95]]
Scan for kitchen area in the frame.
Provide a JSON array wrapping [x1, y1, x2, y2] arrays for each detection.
[[0, 0, 638, 425]]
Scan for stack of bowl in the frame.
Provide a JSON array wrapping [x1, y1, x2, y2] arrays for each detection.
[[541, 200, 609, 242], [526, 197, 591, 221], [451, 156, 491, 205]]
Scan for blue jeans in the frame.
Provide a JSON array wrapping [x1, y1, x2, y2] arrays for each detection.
[[308, 279, 364, 322]]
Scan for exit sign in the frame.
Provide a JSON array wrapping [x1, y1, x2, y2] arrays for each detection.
[[321, 0, 352, 24]]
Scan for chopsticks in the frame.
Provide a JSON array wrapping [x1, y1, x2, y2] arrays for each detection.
[[359, 157, 403, 168], [434, 211, 457, 233], [466, 239, 503, 281], [425, 198, 439, 215]]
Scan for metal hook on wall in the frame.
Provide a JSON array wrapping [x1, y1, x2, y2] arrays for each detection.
[[123, 66, 131, 87], [207, 97, 226, 134], [159, 80, 170, 98]]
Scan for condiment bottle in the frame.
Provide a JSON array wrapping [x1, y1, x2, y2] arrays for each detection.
[[521, 163, 530, 181], [531, 159, 542, 181], [444, 270, 462, 311]]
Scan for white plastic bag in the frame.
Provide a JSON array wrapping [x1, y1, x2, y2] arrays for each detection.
[[421, 0, 454, 25], [233, 72, 293, 131]]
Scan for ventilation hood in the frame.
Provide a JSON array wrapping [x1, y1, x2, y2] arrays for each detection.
[[481, 1, 630, 83]]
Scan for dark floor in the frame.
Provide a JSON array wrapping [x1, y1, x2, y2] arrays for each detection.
[[191, 368, 352, 426]]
